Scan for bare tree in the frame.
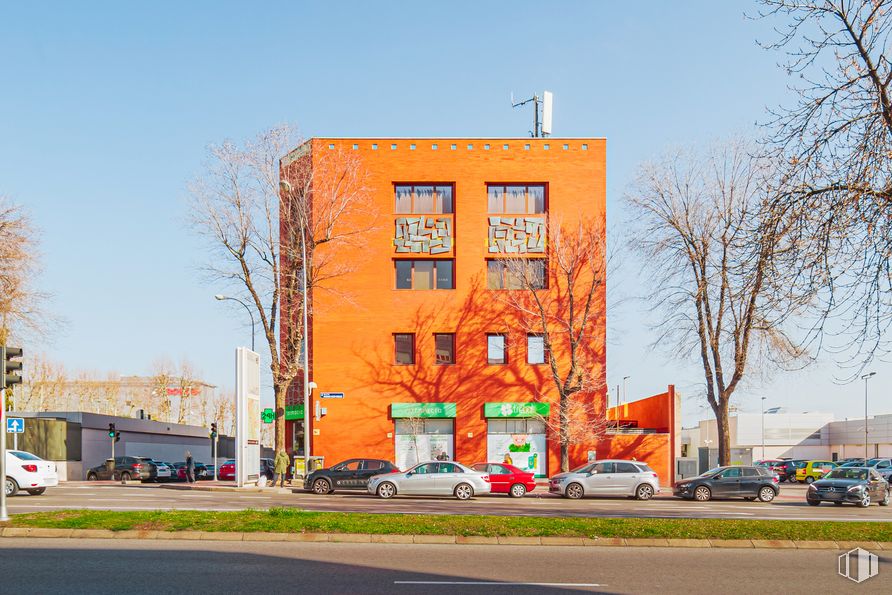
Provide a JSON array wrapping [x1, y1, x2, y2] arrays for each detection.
[[627, 140, 803, 465], [757, 1, 892, 369], [499, 219, 610, 472], [19, 354, 68, 411], [190, 127, 372, 452]]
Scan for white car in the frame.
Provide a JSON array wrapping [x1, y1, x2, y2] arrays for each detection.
[[367, 461, 491, 500], [4, 450, 58, 496], [549, 459, 661, 500]]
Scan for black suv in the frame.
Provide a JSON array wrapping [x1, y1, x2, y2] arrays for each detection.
[[673, 466, 780, 502], [771, 459, 806, 482], [304, 458, 398, 494], [86, 456, 166, 482]]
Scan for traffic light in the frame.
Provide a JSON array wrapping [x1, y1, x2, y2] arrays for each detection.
[[2, 346, 22, 388], [210, 423, 218, 439], [108, 423, 116, 438], [115, 431, 120, 443]]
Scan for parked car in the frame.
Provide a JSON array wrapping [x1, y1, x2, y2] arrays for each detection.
[[203, 464, 217, 480], [795, 460, 838, 484], [86, 456, 167, 482], [549, 460, 661, 500], [771, 460, 806, 482], [673, 466, 779, 502], [367, 461, 491, 500], [304, 458, 398, 494], [471, 463, 536, 497], [158, 462, 180, 481], [218, 460, 236, 481], [807, 467, 891, 507], [172, 461, 207, 481], [4, 450, 58, 496], [259, 458, 275, 482], [865, 458, 892, 481], [754, 459, 784, 468], [838, 457, 866, 465]]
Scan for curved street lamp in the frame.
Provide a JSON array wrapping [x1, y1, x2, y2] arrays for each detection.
[[215, 294, 256, 352]]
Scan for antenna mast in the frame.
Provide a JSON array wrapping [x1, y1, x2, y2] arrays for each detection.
[[511, 90, 552, 137]]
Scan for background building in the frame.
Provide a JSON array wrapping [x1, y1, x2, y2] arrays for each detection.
[[280, 137, 679, 482]]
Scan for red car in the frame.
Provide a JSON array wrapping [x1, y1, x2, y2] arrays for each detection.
[[472, 463, 536, 497], [218, 460, 236, 481]]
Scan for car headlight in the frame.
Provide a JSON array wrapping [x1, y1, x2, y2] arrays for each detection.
[[847, 485, 865, 493], [808, 483, 817, 491]]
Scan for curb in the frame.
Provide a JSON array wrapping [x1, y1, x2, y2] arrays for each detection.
[[1, 528, 889, 550]]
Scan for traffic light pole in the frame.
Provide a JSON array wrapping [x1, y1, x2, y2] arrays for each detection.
[[213, 435, 218, 481], [1, 346, 9, 522]]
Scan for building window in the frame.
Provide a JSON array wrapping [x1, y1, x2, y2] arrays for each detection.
[[394, 184, 454, 214], [434, 333, 455, 365], [467, 144, 473, 150], [394, 260, 454, 290], [410, 144, 416, 150], [563, 144, 569, 150], [487, 334, 507, 365], [394, 333, 415, 364], [527, 334, 546, 364], [524, 144, 530, 150], [484, 143, 491, 150], [328, 144, 335, 150], [352, 144, 358, 150], [486, 184, 546, 214], [451, 144, 457, 150], [486, 259, 546, 290], [582, 144, 588, 150], [391, 144, 397, 150], [502, 144, 509, 150], [372, 143, 378, 150], [543, 144, 550, 150], [431, 144, 438, 150]]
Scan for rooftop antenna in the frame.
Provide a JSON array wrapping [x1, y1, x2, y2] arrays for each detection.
[[511, 90, 553, 137]]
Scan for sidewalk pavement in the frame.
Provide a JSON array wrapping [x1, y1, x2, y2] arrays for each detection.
[[1, 527, 889, 550]]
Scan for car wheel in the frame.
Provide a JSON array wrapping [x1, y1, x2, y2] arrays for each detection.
[[635, 484, 655, 501], [454, 483, 474, 500], [694, 486, 711, 502], [565, 482, 584, 499], [86, 472, 98, 481], [758, 486, 776, 502], [805, 476, 815, 484], [5, 477, 19, 497], [377, 482, 396, 499], [27, 488, 46, 496], [858, 493, 871, 508], [807, 499, 821, 506], [880, 489, 890, 507], [312, 478, 332, 495], [121, 472, 132, 482], [509, 483, 527, 498]]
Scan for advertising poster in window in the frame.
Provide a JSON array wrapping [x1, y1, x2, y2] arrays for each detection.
[[487, 433, 546, 477], [395, 434, 454, 470]]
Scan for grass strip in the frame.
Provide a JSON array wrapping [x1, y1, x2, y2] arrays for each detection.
[[5, 509, 892, 542]]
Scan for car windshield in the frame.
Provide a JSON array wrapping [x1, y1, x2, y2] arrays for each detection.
[[824, 469, 868, 481], [10, 451, 41, 461], [570, 464, 593, 474], [867, 459, 884, 466], [698, 467, 723, 477]]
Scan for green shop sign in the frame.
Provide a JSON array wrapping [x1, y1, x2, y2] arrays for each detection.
[[261, 408, 275, 424], [284, 404, 305, 420], [391, 402, 456, 418], [484, 402, 550, 418]]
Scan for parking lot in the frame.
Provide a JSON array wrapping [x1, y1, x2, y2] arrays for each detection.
[[5, 481, 891, 521]]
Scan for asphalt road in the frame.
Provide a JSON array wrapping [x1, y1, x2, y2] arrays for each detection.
[[5, 481, 892, 521], [0, 538, 887, 594]]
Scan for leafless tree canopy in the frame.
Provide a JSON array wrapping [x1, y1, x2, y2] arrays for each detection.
[[190, 126, 372, 452], [500, 219, 609, 471], [757, 0, 892, 368], [627, 140, 805, 465]]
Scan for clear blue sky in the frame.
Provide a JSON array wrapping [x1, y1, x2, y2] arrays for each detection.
[[2, 1, 888, 424]]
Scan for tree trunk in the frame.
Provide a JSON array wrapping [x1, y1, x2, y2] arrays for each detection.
[[274, 381, 288, 453], [560, 391, 569, 472], [714, 400, 731, 466]]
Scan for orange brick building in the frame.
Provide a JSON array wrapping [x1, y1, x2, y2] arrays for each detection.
[[280, 138, 678, 483]]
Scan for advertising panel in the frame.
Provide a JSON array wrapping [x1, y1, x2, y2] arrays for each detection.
[[487, 433, 546, 477], [395, 434, 454, 470], [236, 347, 261, 486]]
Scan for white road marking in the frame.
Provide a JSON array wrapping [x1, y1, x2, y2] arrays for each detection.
[[394, 581, 603, 587]]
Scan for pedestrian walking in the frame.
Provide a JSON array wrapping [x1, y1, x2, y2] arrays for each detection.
[[272, 450, 290, 488], [185, 451, 196, 483]]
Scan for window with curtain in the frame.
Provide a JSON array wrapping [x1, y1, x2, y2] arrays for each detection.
[[394, 260, 454, 289], [394, 184, 454, 213], [394, 334, 415, 364]]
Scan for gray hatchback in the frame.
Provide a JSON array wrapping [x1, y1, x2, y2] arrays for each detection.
[[549, 460, 661, 500]]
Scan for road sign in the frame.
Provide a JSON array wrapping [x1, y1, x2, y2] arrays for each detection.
[[260, 407, 275, 424], [320, 392, 344, 399], [5, 418, 24, 434]]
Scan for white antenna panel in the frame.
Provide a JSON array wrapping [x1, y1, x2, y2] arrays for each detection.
[[542, 91, 553, 135]]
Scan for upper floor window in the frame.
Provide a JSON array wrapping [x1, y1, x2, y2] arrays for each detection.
[[487, 334, 507, 364], [395, 260, 454, 290], [434, 333, 455, 365], [395, 184, 454, 214], [527, 334, 546, 364], [394, 333, 415, 365], [486, 259, 546, 290], [487, 184, 545, 214]]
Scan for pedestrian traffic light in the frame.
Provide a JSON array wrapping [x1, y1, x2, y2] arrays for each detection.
[[108, 423, 116, 438], [210, 422, 218, 439], [2, 346, 23, 388]]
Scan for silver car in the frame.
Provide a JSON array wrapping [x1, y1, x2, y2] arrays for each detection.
[[549, 459, 661, 500], [367, 461, 492, 500]]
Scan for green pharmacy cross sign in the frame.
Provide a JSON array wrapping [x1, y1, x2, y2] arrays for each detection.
[[261, 408, 276, 424]]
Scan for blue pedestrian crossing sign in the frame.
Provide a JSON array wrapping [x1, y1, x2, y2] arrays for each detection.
[[6, 417, 24, 434]]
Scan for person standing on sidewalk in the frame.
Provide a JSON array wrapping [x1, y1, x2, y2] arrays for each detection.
[[272, 450, 289, 488], [185, 451, 196, 483]]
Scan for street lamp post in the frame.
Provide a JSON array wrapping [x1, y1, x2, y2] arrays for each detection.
[[215, 294, 256, 352], [861, 372, 876, 463], [761, 396, 767, 461], [622, 376, 630, 406]]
